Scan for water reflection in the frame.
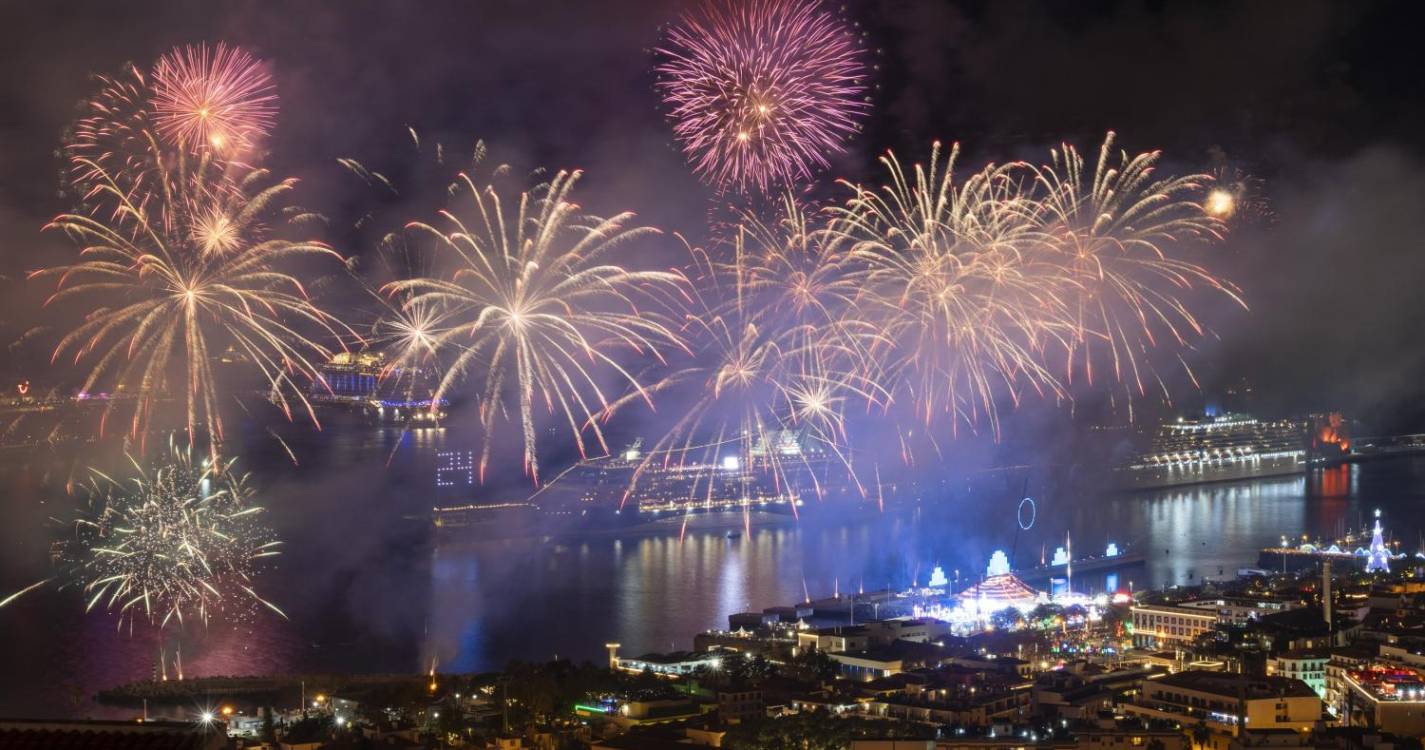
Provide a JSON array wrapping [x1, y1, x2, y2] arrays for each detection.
[[420, 461, 1425, 672], [5, 438, 1425, 717]]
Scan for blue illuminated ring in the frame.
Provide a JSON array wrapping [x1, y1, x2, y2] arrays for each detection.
[[1017, 497, 1036, 530]]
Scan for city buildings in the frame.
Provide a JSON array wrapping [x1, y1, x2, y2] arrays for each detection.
[[1119, 670, 1322, 735], [1130, 603, 1218, 649], [1338, 663, 1425, 736], [609, 650, 723, 677], [1269, 650, 1330, 700]]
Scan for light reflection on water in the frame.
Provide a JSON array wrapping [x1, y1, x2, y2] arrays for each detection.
[[2, 434, 1422, 718], [419, 462, 1414, 674]]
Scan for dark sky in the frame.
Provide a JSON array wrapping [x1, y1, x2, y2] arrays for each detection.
[[3, 0, 1425, 430]]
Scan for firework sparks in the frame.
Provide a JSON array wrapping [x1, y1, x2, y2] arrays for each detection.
[[1030, 132, 1246, 397], [838, 141, 1066, 435], [830, 133, 1244, 434], [56, 441, 283, 630], [64, 63, 164, 208], [386, 169, 685, 483], [615, 218, 881, 513], [151, 43, 277, 153], [655, 0, 870, 192], [36, 155, 352, 455], [1205, 158, 1272, 225]]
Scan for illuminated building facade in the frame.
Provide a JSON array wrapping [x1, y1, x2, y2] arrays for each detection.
[[1130, 603, 1217, 649], [1268, 649, 1329, 699], [1121, 670, 1321, 735], [1177, 597, 1301, 626], [1341, 664, 1425, 735]]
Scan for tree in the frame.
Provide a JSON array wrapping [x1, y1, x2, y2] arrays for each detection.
[[261, 705, 276, 744], [1191, 721, 1212, 750], [1027, 604, 1064, 628], [783, 649, 838, 684], [991, 607, 1024, 631]]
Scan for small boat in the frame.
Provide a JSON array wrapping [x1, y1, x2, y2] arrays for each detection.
[[725, 531, 741, 539]]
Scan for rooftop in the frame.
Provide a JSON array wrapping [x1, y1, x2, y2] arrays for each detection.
[[831, 640, 951, 665], [1346, 664, 1425, 702], [1154, 670, 1318, 700], [0, 719, 221, 750], [625, 651, 717, 665]]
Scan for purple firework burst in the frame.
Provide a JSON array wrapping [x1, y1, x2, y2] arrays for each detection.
[[656, 0, 870, 193]]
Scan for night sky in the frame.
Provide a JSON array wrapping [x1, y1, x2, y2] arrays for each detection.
[[4, 0, 1425, 431], [5, 1, 1425, 714]]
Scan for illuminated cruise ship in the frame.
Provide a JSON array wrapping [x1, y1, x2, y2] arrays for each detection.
[[307, 351, 446, 425], [566, 430, 839, 514], [1114, 412, 1309, 490], [431, 430, 851, 537]]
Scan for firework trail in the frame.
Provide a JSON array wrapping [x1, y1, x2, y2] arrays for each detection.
[[613, 215, 883, 514], [837, 141, 1066, 437], [386, 169, 685, 483], [656, 0, 870, 193], [0, 578, 52, 610], [36, 156, 353, 457], [830, 133, 1243, 438], [1028, 132, 1246, 398], [152, 43, 277, 153], [54, 441, 283, 630], [63, 61, 245, 234]]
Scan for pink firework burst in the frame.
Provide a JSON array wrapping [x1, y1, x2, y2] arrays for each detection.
[[656, 0, 870, 193], [151, 43, 278, 152]]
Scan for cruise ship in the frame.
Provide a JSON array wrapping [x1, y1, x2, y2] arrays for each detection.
[[307, 351, 446, 426], [433, 430, 862, 537], [1113, 412, 1313, 490], [563, 432, 839, 514]]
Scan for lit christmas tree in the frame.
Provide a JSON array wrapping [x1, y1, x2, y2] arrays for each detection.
[[1366, 510, 1391, 574]]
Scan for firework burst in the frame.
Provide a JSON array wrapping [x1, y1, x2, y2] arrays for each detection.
[[838, 142, 1066, 436], [617, 223, 882, 513], [386, 169, 685, 483], [56, 442, 283, 630], [64, 63, 163, 207], [151, 43, 278, 153], [1029, 132, 1246, 398], [656, 0, 870, 192], [36, 158, 352, 455], [1205, 160, 1272, 225]]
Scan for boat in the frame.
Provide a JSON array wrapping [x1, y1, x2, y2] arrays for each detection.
[[1112, 412, 1312, 490]]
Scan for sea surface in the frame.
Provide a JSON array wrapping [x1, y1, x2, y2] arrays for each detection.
[[1, 422, 1423, 718]]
